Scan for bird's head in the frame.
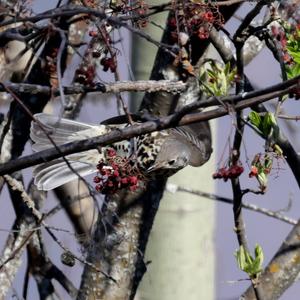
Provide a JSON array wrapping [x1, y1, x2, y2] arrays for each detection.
[[146, 155, 189, 174], [144, 138, 191, 176]]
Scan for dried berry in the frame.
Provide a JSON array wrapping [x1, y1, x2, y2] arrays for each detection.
[[100, 57, 117, 73]]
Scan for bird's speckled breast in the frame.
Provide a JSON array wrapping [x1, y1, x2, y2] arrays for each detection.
[[136, 131, 167, 171]]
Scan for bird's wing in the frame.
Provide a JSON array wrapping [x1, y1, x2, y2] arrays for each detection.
[[30, 113, 107, 151], [171, 123, 212, 167], [30, 113, 107, 190], [33, 156, 98, 191]]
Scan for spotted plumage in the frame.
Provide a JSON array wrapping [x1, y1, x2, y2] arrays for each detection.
[[30, 113, 212, 190], [136, 132, 167, 171]]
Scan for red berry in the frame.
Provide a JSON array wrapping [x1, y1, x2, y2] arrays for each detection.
[[212, 172, 221, 179], [95, 184, 102, 192], [121, 177, 129, 185], [107, 181, 114, 187], [97, 161, 104, 169], [100, 169, 107, 176], [94, 176, 101, 183], [109, 63, 117, 73], [203, 11, 214, 23], [129, 176, 138, 185], [249, 166, 258, 178], [107, 149, 116, 157], [129, 185, 137, 191], [89, 30, 98, 37], [219, 168, 227, 177], [190, 18, 200, 27], [237, 166, 244, 175], [168, 17, 177, 29]]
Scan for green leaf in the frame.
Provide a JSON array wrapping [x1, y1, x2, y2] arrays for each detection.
[[224, 61, 231, 75], [235, 245, 247, 271], [199, 71, 207, 82], [257, 171, 268, 189], [254, 244, 264, 266], [251, 244, 264, 275], [248, 111, 262, 130], [206, 69, 217, 79], [288, 50, 300, 58], [262, 112, 276, 137], [264, 156, 273, 170], [235, 245, 264, 278], [287, 64, 300, 79], [227, 70, 236, 83], [199, 61, 236, 96], [274, 144, 283, 156]]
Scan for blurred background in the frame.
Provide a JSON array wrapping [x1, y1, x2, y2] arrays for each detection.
[[0, 1, 299, 299]]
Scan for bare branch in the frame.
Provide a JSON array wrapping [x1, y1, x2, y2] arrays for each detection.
[[0, 76, 298, 176], [0, 80, 187, 96], [165, 183, 298, 225]]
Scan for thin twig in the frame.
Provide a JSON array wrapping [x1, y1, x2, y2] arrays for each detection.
[[165, 184, 297, 225], [56, 28, 67, 109], [277, 114, 300, 121], [0, 5, 176, 56]]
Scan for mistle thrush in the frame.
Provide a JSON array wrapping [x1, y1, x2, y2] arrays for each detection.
[[30, 113, 212, 190]]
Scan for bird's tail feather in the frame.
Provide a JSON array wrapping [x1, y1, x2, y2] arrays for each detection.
[[33, 159, 96, 191], [30, 113, 96, 151], [30, 113, 103, 190]]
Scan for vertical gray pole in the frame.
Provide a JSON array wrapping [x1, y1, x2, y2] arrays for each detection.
[[131, 6, 216, 300]]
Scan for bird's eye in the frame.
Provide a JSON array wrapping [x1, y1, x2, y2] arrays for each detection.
[[168, 159, 176, 165]]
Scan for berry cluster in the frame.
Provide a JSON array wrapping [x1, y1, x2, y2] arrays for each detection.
[[132, 1, 149, 28], [192, 8, 223, 40], [109, 0, 148, 28], [94, 148, 142, 194], [167, 4, 223, 45], [100, 57, 117, 72], [213, 164, 244, 181], [88, 26, 117, 73]]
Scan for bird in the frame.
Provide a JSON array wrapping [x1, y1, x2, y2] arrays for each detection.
[[30, 113, 212, 191]]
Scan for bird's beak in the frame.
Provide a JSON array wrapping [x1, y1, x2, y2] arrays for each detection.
[[146, 163, 160, 173]]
